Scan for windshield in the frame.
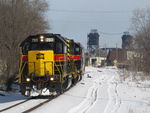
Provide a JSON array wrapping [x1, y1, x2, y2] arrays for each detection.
[[30, 43, 53, 50], [22, 42, 54, 54]]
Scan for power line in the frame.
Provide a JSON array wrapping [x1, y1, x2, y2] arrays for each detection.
[[99, 31, 123, 35], [49, 9, 126, 35], [50, 9, 132, 14]]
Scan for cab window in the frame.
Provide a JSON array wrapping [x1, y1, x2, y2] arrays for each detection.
[[55, 42, 64, 54]]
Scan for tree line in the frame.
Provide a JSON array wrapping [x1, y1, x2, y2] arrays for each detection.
[[0, 0, 49, 90]]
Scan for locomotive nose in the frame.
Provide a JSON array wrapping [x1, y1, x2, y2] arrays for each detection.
[[28, 50, 54, 76]]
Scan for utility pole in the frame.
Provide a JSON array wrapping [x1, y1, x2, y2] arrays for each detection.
[[116, 43, 118, 61]]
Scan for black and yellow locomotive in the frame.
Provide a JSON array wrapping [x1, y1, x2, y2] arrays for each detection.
[[19, 33, 84, 96]]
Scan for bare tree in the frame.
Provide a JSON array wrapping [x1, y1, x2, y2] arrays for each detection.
[[0, 0, 49, 90], [131, 8, 150, 74]]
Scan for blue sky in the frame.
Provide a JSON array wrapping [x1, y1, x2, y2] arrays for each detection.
[[45, 0, 150, 48]]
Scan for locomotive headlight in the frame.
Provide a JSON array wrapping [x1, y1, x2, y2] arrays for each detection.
[[50, 77, 54, 81], [40, 36, 44, 42], [26, 78, 31, 82]]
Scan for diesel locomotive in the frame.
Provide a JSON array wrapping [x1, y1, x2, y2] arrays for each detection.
[[18, 33, 84, 96]]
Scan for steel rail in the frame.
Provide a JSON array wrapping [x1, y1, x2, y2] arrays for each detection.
[[0, 98, 32, 112]]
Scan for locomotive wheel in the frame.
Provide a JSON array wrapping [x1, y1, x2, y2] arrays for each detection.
[[77, 74, 82, 81], [72, 76, 78, 85], [56, 83, 64, 94], [20, 85, 26, 95], [66, 74, 74, 89], [66, 77, 72, 89], [20, 85, 31, 96], [25, 90, 31, 96]]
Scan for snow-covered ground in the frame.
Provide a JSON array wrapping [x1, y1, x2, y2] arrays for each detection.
[[0, 67, 150, 113]]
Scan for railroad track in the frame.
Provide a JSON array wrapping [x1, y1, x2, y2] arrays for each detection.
[[22, 89, 71, 113], [0, 83, 77, 113], [0, 98, 32, 112], [0, 89, 72, 112], [0, 95, 58, 113], [22, 96, 56, 113]]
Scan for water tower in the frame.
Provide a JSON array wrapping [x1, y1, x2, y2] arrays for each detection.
[[87, 29, 100, 51], [122, 32, 133, 49]]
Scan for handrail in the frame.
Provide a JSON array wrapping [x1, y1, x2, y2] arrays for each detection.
[[54, 62, 62, 83], [67, 55, 78, 76], [18, 62, 27, 83]]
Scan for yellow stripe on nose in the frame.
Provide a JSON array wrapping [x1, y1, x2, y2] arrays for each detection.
[[67, 49, 70, 52], [66, 40, 70, 43], [67, 44, 70, 47]]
